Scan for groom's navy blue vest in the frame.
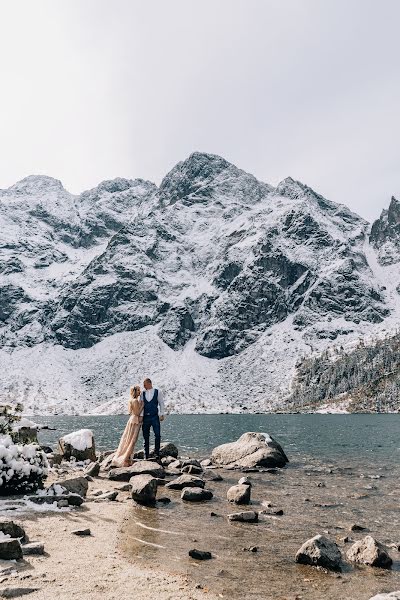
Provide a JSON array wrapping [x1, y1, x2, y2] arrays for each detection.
[[143, 389, 159, 418]]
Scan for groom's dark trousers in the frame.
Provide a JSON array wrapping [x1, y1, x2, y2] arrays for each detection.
[[142, 415, 161, 459], [142, 388, 161, 459]]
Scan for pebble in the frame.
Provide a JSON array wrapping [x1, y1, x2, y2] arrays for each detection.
[[71, 528, 91, 536]]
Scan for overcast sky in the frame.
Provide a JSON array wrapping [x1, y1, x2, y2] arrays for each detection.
[[0, 0, 399, 221]]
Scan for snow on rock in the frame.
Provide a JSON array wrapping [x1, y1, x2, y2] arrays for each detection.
[[62, 429, 93, 451], [0, 153, 399, 414]]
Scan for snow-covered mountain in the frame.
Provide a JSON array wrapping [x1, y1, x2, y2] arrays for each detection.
[[0, 153, 399, 414]]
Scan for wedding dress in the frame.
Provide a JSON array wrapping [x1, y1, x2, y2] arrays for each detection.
[[111, 397, 144, 467]]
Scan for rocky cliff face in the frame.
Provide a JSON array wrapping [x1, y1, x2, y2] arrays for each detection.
[[370, 197, 400, 265], [0, 153, 398, 413]]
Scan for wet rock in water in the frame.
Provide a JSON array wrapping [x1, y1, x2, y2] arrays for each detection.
[[134, 442, 179, 459], [157, 497, 171, 504], [0, 521, 26, 541], [347, 536, 393, 568], [295, 534, 342, 570], [181, 459, 202, 469], [0, 539, 23, 560], [189, 549, 212, 560], [109, 461, 164, 481], [84, 461, 100, 477], [165, 474, 205, 490], [58, 429, 96, 462], [227, 484, 251, 505], [52, 477, 89, 498], [238, 476, 252, 486], [22, 542, 44, 556], [228, 511, 258, 523], [181, 487, 213, 502], [130, 474, 158, 505], [211, 432, 288, 469], [350, 523, 367, 532], [203, 471, 223, 482], [181, 464, 203, 475], [369, 593, 400, 600], [72, 528, 91, 536]]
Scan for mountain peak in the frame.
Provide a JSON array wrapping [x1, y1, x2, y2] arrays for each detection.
[[8, 175, 65, 195]]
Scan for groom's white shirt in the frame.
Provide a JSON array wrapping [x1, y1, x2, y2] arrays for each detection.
[[141, 388, 165, 417]]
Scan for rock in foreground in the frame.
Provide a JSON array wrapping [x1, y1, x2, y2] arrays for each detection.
[[295, 534, 342, 570], [181, 487, 213, 502], [369, 594, 400, 600], [227, 484, 251, 505], [165, 474, 205, 490], [228, 511, 258, 523], [347, 536, 393, 568], [130, 474, 158, 505], [211, 432, 288, 469], [0, 538, 23, 560], [109, 461, 164, 481]]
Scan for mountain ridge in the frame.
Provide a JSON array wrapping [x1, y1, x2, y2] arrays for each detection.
[[0, 152, 399, 414]]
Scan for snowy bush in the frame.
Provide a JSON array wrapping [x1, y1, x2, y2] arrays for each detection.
[[0, 434, 48, 495], [0, 403, 24, 437]]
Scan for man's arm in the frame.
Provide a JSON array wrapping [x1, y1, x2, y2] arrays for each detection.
[[158, 390, 165, 419]]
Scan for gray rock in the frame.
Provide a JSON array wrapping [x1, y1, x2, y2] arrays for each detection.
[[203, 471, 223, 482], [94, 491, 118, 501], [52, 477, 89, 498], [238, 476, 252, 486], [115, 483, 131, 492], [165, 474, 205, 490], [211, 432, 288, 469], [0, 539, 23, 560], [228, 511, 258, 523], [57, 499, 69, 508], [350, 523, 367, 531], [22, 542, 45, 556], [0, 588, 39, 598], [295, 535, 342, 570], [201, 459, 213, 467], [84, 461, 100, 477], [181, 459, 202, 468], [181, 464, 203, 475], [189, 549, 212, 560], [181, 487, 213, 502], [72, 528, 91, 536], [109, 460, 164, 481], [28, 494, 84, 507], [134, 442, 178, 459], [168, 461, 183, 470], [227, 484, 251, 505], [0, 521, 26, 541], [130, 474, 158, 505], [347, 536, 393, 568], [161, 455, 177, 467]]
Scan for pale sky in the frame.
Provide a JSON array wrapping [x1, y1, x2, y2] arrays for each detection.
[[0, 0, 399, 222]]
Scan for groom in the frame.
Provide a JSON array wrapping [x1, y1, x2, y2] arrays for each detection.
[[141, 378, 165, 460]]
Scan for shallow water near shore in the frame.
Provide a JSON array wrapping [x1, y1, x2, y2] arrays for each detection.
[[37, 414, 400, 599]]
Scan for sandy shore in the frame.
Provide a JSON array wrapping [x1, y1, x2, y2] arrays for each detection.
[[0, 475, 219, 600]]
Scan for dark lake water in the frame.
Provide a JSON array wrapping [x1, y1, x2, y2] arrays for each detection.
[[37, 414, 400, 465]]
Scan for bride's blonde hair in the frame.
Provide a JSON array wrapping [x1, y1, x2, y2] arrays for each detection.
[[130, 385, 141, 400]]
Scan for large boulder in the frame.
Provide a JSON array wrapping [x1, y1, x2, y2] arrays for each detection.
[[165, 474, 205, 490], [109, 460, 164, 481], [227, 484, 251, 505], [0, 521, 26, 541], [130, 474, 158, 505], [211, 432, 288, 469], [58, 429, 96, 462], [347, 536, 393, 568], [295, 535, 342, 570], [51, 477, 89, 498], [134, 442, 179, 459], [0, 538, 23, 560], [181, 487, 213, 502]]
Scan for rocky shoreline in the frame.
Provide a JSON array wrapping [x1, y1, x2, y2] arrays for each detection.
[[0, 431, 399, 599]]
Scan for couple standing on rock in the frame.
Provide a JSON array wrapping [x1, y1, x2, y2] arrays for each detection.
[[111, 378, 165, 468]]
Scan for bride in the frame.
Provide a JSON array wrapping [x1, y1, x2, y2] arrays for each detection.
[[111, 385, 144, 467]]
